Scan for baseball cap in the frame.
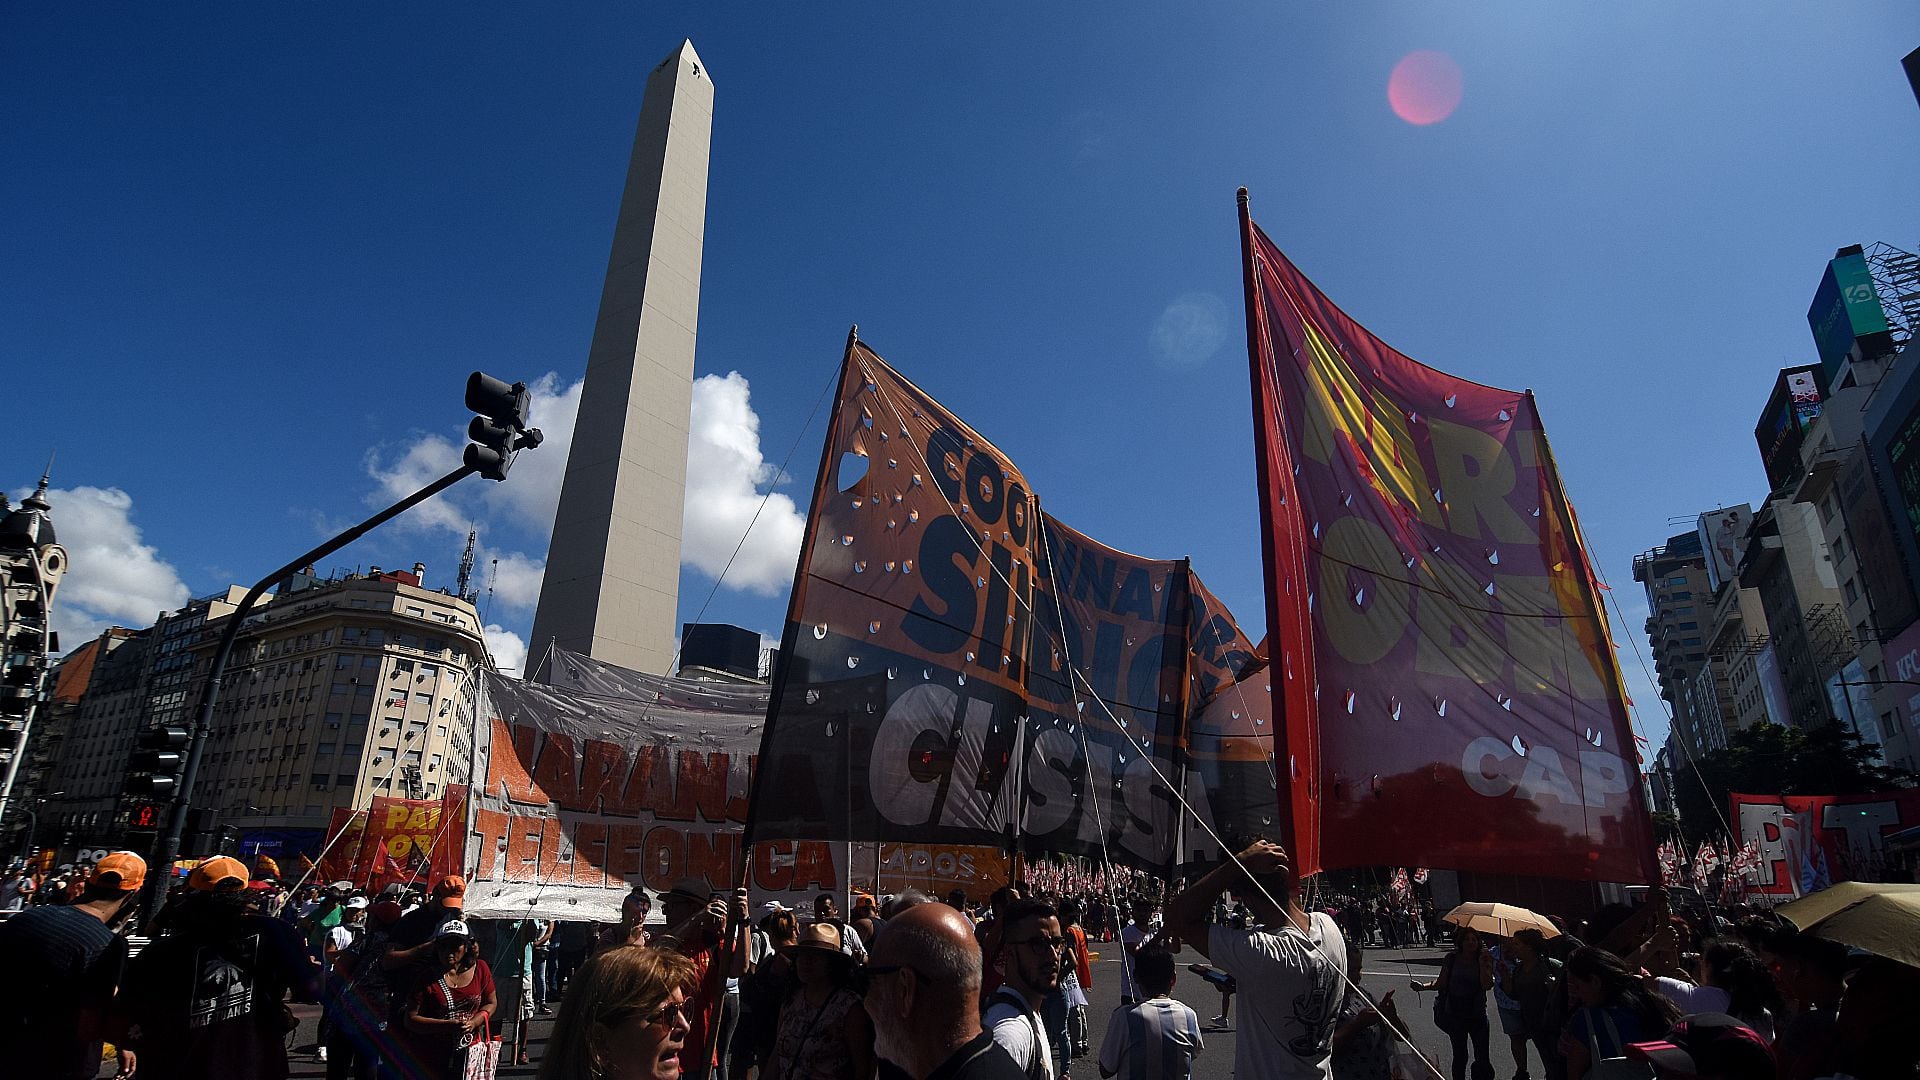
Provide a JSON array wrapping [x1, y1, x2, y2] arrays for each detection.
[[434, 919, 472, 940], [344, 896, 370, 910], [430, 875, 465, 908], [665, 878, 712, 904], [1627, 1013, 1775, 1078], [90, 852, 146, 893], [188, 856, 251, 892]]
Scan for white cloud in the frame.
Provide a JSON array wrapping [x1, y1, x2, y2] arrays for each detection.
[[484, 624, 528, 676], [1149, 291, 1231, 370], [27, 486, 190, 648], [681, 372, 806, 596], [477, 548, 545, 613], [358, 367, 802, 606]]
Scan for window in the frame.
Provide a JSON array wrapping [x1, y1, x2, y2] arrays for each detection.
[[1667, 575, 1688, 586], [413, 692, 433, 706], [365, 629, 386, 645], [361, 656, 379, 669], [1678, 622, 1699, 631], [406, 606, 426, 618], [325, 711, 344, 728], [1822, 496, 1838, 522], [317, 741, 336, 756], [1845, 579, 1859, 605], [310, 773, 329, 789], [342, 742, 363, 758], [430, 754, 443, 772], [336, 773, 355, 786], [1682, 637, 1703, 646], [1673, 607, 1695, 616], [1670, 591, 1692, 601], [1833, 536, 1848, 563]]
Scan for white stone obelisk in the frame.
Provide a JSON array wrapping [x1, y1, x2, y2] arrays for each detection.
[[531, 40, 712, 676]]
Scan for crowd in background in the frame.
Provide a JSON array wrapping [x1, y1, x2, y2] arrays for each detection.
[[2, 848, 1919, 1080]]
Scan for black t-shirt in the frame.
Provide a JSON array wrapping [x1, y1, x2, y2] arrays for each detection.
[[119, 912, 311, 1080], [0, 904, 128, 1080], [878, 1030, 1028, 1080], [383, 903, 461, 1020]]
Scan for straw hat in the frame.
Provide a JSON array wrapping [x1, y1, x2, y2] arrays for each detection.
[[791, 922, 844, 955]]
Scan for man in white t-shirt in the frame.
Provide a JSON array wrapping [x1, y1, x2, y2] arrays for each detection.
[[1099, 945, 1204, 1080], [984, 898, 1065, 1080], [1164, 840, 1348, 1080], [1116, 899, 1155, 1004]]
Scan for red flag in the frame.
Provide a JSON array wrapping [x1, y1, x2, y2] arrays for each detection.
[[1238, 194, 1654, 883]]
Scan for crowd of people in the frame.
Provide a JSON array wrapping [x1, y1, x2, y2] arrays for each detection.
[[1, 845, 1917, 1080]]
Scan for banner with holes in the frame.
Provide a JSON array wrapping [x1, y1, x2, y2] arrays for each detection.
[[1246, 219, 1654, 882], [746, 340, 1270, 877]]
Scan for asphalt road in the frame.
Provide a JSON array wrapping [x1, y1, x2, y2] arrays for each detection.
[[272, 942, 1465, 1079]]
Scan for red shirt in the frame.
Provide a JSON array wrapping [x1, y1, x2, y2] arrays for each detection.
[[676, 937, 717, 1074]]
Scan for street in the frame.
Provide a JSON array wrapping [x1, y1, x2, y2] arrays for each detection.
[[271, 942, 1457, 1080]]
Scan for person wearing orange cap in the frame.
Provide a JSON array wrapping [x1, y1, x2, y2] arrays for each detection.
[[381, 875, 469, 1042], [0, 851, 145, 1080], [115, 854, 317, 1080]]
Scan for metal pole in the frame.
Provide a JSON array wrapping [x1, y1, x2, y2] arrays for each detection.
[[142, 453, 513, 925]]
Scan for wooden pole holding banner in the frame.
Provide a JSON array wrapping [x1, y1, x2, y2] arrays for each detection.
[[710, 327, 862, 1074], [1234, 188, 1305, 866]]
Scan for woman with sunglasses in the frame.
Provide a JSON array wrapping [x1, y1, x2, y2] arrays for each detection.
[[539, 945, 701, 1080], [401, 919, 498, 1080], [764, 923, 873, 1080]]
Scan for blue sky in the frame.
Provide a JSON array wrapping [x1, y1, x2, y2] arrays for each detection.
[[6, 4, 1918, 763]]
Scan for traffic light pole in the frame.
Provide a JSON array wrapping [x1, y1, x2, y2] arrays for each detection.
[[141, 436, 531, 925]]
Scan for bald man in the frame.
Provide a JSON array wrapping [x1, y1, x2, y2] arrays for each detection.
[[864, 902, 1027, 1080]]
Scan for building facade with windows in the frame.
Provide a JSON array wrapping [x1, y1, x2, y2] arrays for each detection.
[[190, 566, 487, 843], [42, 565, 488, 855], [1634, 531, 1722, 762]]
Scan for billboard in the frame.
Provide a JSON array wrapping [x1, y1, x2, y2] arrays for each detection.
[[1808, 249, 1891, 383], [1824, 659, 1883, 758], [1755, 365, 1827, 493], [1886, 394, 1920, 558], [1695, 506, 1751, 594]]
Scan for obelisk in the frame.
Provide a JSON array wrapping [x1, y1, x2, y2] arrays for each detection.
[[531, 40, 712, 676]]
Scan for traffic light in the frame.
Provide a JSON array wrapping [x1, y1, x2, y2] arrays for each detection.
[[127, 801, 163, 830], [463, 371, 541, 481], [128, 724, 190, 797]]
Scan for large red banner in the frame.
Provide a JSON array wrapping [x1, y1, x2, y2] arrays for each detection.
[[1731, 790, 1920, 896], [1242, 201, 1654, 882], [317, 790, 467, 894]]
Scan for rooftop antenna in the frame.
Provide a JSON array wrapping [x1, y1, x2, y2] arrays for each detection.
[[456, 528, 478, 603], [483, 557, 497, 625]]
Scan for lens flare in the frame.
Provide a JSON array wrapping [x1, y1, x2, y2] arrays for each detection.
[[1388, 50, 1463, 126]]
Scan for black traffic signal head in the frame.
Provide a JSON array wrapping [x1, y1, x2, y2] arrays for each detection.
[[466, 372, 530, 429], [464, 371, 536, 482], [128, 724, 190, 798]]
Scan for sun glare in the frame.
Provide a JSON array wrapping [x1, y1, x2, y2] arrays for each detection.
[[1388, 50, 1463, 126]]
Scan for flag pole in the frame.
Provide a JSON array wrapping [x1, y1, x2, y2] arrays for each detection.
[[707, 326, 860, 1078], [1235, 188, 1305, 867]]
